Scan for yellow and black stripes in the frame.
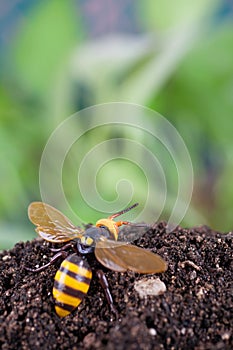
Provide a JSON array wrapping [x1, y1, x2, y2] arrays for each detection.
[[53, 254, 92, 317]]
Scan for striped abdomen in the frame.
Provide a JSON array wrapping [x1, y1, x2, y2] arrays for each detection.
[[53, 254, 92, 318]]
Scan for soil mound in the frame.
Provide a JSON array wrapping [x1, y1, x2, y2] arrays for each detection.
[[0, 223, 232, 349]]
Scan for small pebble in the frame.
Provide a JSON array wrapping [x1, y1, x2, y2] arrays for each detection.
[[2, 255, 11, 261], [134, 277, 166, 298], [149, 328, 157, 336]]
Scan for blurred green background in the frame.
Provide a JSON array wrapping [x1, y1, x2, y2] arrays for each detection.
[[1, 0, 233, 250]]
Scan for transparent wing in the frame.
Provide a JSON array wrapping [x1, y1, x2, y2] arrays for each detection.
[[95, 238, 167, 274], [118, 224, 150, 243], [28, 202, 84, 243]]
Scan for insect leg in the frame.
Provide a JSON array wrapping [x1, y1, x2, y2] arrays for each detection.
[[25, 251, 69, 272], [50, 242, 74, 252], [96, 269, 118, 318]]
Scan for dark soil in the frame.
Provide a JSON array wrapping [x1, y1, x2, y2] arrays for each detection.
[[0, 222, 232, 350]]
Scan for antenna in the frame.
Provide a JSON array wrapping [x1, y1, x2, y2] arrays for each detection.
[[108, 203, 139, 220]]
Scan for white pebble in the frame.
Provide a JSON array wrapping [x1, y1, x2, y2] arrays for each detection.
[[149, 328, 157, 336], [134, 277, 166, 298], [2, 255, 11, 261]]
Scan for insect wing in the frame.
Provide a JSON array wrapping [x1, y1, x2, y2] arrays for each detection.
[[28, 202, 84, 242], [95, 239, 167, 274], [118, 224, 150, 243]]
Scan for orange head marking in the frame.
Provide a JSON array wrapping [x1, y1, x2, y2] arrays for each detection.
[[95, 203, 139, 241], [95, 218, 119, 240]]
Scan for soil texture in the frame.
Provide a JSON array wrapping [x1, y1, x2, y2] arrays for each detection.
[[0, 222, 232, 350]]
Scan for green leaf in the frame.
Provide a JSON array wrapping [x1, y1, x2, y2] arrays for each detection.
[[138, 0, 220, 31], [10, 0, 82, 98]]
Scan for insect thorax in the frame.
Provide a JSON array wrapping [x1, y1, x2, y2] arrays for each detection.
[[81, 226, 111, 246]]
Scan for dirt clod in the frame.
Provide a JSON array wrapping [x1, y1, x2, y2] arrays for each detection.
[[0, 223, 232, 349]]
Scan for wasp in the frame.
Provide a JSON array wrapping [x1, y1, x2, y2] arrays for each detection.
[[26, 202, 167, 318]]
